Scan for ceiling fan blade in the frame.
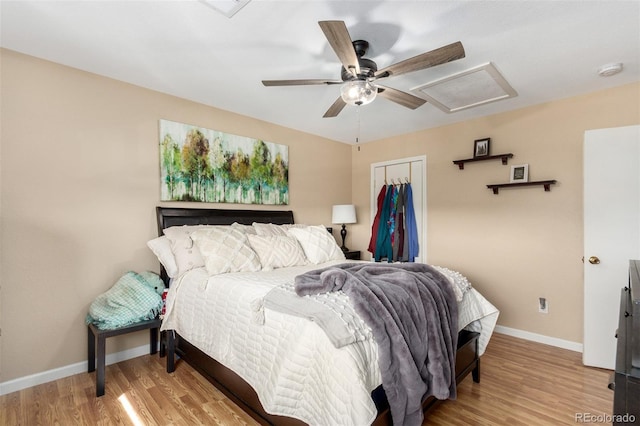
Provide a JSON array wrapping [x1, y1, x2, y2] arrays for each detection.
[[262, 79, 343, 86], [377, 85, 427, 109], [375, 41, 465, 78], [318, 20, 360, 77], [323, 96, 347, 118]]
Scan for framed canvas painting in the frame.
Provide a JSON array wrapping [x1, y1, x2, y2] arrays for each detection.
[[159, 120, 288, 204]]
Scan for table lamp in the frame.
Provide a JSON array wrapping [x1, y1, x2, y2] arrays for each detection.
[[332, 204, 357, 252]]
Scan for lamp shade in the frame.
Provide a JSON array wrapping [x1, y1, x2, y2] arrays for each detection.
[[332, 204, 357, 224]]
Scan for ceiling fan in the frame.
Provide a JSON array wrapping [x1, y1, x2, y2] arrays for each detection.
[[262, 20, 465, 118]]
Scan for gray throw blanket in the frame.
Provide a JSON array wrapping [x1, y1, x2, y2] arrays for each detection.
[[295, 262, 458, 426]]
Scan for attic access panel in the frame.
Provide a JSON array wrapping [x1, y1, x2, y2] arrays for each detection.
[[412, 62, 517, 113], [199, 0, 251, 17]]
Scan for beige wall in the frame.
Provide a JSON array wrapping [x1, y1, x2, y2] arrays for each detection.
[[2, 46, 639, 385], [349, 82, 640, 343], [0, 49, 352, 382]]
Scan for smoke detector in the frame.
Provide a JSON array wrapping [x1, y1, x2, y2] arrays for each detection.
[[598, 63, 623, 77]]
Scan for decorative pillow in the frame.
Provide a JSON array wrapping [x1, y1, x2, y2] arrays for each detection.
[[288, 225, 346, 264], [282, 224, 309, 231], [253, 222, 308, 236], [231, 222, 257, 235], [163, 225, 207, 276], [247, 234, 308, 271], [190, 226, 261, 275], [252, 222, 288, 237], [146, 236, 179, 279]]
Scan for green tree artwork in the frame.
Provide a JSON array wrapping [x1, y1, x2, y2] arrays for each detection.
[[159, 120, 289, 204]]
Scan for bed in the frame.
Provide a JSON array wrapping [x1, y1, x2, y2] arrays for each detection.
[[152, 206, 499, 425]]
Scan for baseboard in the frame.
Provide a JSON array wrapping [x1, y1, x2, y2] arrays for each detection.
[[0, 343, 152, 396], [495, 325, 583, 353]]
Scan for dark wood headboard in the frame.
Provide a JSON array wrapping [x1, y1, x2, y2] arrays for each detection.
[[155, 206, 295, 285], [156, 207, 294, 235]]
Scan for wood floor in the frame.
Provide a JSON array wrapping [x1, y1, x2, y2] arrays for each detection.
[[0, 333, 613, 425]]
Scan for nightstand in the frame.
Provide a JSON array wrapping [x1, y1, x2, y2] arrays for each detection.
[[344, 250, 361, 260], [88, 318, 161, 397]]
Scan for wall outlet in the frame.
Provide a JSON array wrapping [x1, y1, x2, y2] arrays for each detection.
[[538, 297, 549, 314]]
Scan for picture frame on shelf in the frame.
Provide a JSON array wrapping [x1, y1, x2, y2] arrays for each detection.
[[510, 164, 529, 183], [473, 138, 490, 158]]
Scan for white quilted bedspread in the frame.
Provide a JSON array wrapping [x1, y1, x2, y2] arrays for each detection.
[[161, 261, 499, 426]]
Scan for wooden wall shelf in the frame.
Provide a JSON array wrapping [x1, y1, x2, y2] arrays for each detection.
[[486, 180, 557, 194], [453, 153, 514, 170]]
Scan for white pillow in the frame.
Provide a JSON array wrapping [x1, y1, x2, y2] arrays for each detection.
[[247, 234, 308, 271], [191, 226, 261, 275], [147, 236, 179, 279], [287, 225, 346, 264], [252, 222, 288, 236], [231, 222, 258, 234], [253, 222, 308, 236], [163, 225, 207, 276], [282, 224, 309, 231]]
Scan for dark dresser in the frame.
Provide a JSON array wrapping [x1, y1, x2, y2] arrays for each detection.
[[612, 260, 640, 424]]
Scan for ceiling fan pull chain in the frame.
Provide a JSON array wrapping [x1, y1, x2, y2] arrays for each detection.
[[356, 105, 361, 143]]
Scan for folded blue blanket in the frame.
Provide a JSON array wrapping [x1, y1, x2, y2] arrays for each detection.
[[86, 271, 164, 330]]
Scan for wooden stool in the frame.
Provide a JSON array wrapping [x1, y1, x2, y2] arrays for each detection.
[[87, 318, 161, 397]]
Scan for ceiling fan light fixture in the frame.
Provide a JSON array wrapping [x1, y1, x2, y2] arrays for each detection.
[[341, 80, 377, 106]]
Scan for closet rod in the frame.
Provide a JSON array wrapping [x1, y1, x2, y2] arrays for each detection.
[[381, 163, 412, 185]]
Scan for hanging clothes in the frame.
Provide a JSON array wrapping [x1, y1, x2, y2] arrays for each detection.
[[374, 185, 394, 262], [368, 185, 387, 254], [392, 183, 405, 262], [389, 185, 398, 247], [370, 181, 419, 263], [404, 183, 419, 262]]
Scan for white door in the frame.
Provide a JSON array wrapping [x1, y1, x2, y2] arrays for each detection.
[[583, 125, 640, 369]]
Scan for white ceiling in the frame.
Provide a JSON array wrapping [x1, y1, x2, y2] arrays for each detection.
[[2, 1, 639, 144]]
